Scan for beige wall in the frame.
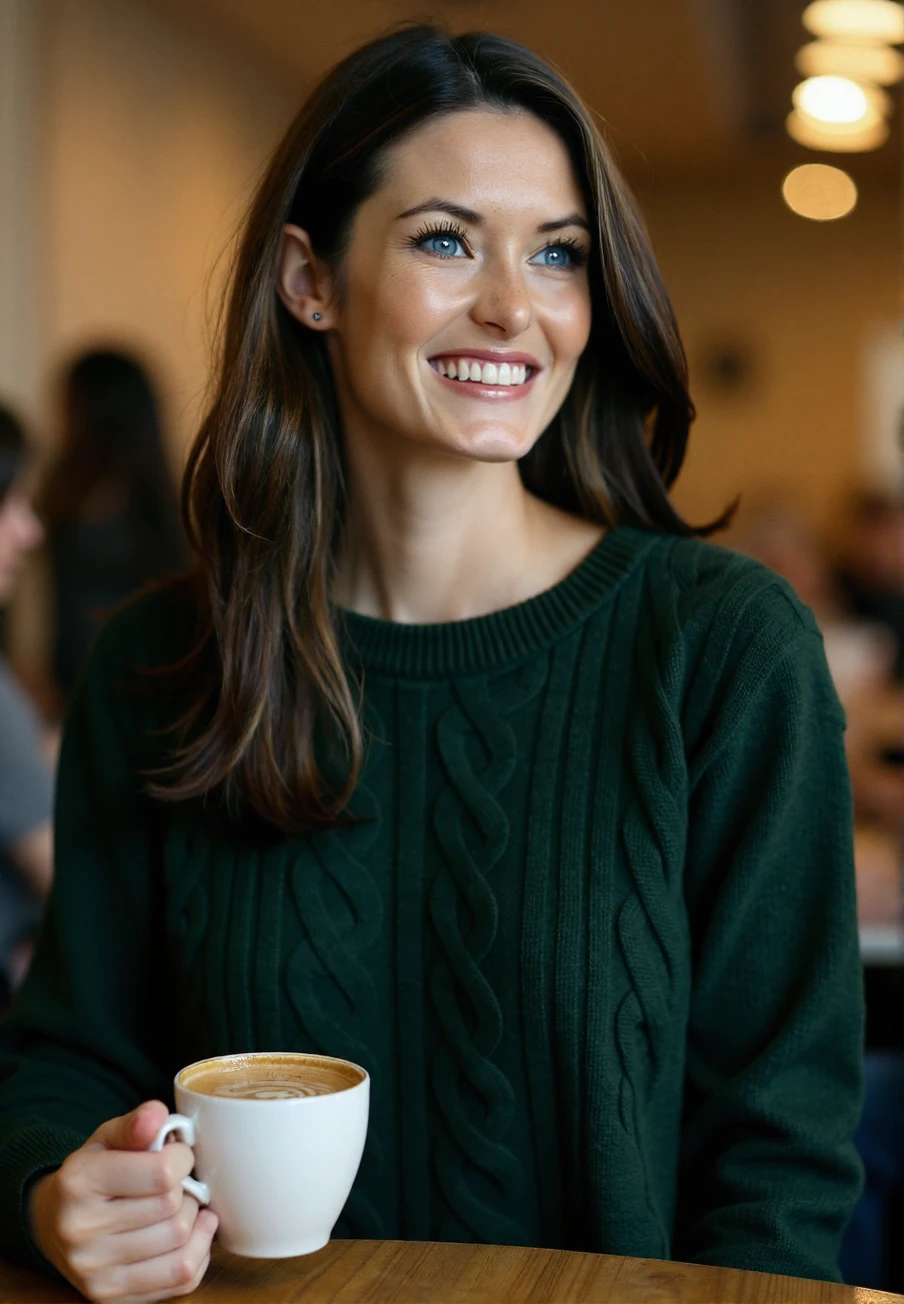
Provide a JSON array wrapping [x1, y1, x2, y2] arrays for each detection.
[[643, 177, 901, 535], [6, 0, 294, 666], [0, 0, 40, 413], [36, 0, 295, 461]]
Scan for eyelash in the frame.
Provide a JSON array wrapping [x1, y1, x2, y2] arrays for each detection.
[[407, 220, 588, 268], [407, 220, 469, 253]]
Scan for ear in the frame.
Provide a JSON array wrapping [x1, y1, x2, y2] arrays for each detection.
[[277, 225, 334, 329]]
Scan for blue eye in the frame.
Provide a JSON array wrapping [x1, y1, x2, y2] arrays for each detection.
[[529, 243, 582, 268], [418, 233, 467, 258]]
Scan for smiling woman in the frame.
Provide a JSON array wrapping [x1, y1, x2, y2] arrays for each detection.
[[277, 112, 594, 475], [0, 24, 864, 1304]]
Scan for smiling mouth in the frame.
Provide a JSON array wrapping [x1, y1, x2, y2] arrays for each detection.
[[429, 357, 536, 387]]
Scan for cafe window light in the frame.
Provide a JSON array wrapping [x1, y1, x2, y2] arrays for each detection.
[[781, 163, 858, 219]]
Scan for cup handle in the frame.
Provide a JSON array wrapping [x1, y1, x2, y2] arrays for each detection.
[[148, 1114, 211, 1206]]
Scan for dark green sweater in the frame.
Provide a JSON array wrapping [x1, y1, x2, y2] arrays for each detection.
[[0, 527, 863, 1280]]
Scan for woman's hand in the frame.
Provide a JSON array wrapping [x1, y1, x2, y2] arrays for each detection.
[[27, 1101, 218, 1303]]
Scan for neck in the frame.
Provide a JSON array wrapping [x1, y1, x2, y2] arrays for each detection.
[[333, 431, 603, 625]]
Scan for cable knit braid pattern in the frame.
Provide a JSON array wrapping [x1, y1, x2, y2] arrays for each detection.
[[429, 660, 549, 1243], [611, 558, 688, 1257], [284, 708, 386, 1237]]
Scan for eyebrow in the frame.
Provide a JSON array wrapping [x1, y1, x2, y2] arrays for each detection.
[[396, 199, 590, 234]]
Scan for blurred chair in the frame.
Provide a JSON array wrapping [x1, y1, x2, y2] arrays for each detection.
[[40, 348, 187, 702]]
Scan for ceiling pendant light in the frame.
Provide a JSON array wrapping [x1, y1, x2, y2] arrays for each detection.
[[792, 74, 891, 124], [802, 0, 904, 44], [786, 107, 891, 149], [796, 39, 904, 85]]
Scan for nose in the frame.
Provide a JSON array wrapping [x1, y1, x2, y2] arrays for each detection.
[[469, 256, 532, 338]]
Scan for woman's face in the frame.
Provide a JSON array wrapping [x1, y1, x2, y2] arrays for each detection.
[[291, 108, 593, 464], [0, 483, 43, 605]]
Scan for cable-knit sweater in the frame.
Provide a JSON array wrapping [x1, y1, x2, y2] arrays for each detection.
[[0, 526, 863, 1281]]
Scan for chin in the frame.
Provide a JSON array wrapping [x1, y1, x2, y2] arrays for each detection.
[[439, 422, 540, 464]]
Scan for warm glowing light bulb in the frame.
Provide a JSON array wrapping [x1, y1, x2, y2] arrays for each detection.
[[786, 107, 891, 150], [796, 39, 904, 86], [794, 75, 870, 123], [802, 0, 904, 44], [781, 164, 858, 220]]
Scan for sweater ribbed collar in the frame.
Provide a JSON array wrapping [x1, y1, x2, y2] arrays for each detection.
[[339, 524, 658, 679]]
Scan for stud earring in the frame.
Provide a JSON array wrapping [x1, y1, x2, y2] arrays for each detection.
[[312, 312, 322, 321]]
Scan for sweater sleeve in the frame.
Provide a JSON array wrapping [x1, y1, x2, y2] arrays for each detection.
[[0, 609, 176, 1272], [674, 592, 864, 1282]]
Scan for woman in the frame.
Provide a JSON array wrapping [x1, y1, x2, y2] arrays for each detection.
[[0, 26, 862, 1302], [0, 407, 53, 1006], [40, 349, 186, 701]]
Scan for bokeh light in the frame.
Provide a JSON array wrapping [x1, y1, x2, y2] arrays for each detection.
[[793, 75, 889, 124], [796, 39, 904, 85], [786, 107, 891, 149], [781, 163, 859, 219], [802, 0, 904, 44]]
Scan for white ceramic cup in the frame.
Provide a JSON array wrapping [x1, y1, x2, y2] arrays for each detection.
[[148, 1051, 369, 1258]]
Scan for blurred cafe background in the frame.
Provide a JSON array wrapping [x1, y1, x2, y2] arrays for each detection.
[[0, 0, 902, 1289]]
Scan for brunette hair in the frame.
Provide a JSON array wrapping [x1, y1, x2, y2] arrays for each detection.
[[0, 406, 26, 506], [156, 24, 725, 833]]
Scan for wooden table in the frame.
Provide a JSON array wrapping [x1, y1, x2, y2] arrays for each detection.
[[1, 1240, 902, 1304]]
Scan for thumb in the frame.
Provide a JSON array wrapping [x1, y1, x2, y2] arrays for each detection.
[[89, 1100, 172, 1152]]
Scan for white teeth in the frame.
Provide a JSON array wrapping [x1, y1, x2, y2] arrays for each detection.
[[434, 358, 531, 385]]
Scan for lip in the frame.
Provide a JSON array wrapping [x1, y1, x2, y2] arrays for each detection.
[[427, 348, 542, 370]]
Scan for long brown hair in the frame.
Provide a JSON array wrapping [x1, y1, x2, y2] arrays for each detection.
[[154, 24, 725, 835]]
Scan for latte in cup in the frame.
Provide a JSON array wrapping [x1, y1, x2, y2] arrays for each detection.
[[149, 1050, 369, 1258], [181, 1052, 361, 1101]]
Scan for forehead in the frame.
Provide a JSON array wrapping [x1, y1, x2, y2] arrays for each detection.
[[374, 108, 587, 219]]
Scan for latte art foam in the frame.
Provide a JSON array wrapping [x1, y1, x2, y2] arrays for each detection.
[[211, 1076, 337, 1100], [180, 1052, 363, 1101]]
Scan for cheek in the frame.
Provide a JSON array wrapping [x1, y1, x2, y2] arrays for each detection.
[[343, 255, 460, 361], [539, 282, 592, 373]]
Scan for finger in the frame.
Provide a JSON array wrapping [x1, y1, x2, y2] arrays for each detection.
[[71, 1143, 195, 1199], [97, 1209, 217, 1303], [107, 1247, 212, 1304], [98, 1186, 197, 1236], [90, 1101, 171, 1152], [83, 1195, 201, 1269]]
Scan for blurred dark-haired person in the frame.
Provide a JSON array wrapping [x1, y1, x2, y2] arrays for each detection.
[[0, 27, 863, 1302], [834, 491, 904, 682], [40, 348, 186, 700], [0, 407, 53, 1008]]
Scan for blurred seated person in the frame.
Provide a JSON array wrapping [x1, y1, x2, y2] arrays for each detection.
[[0, 407, 54, 1008], [39, 348, 187, 703], [730, 501, 904, 839], [833, 491, 904, 683], [732, 498, 904, 1290]]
